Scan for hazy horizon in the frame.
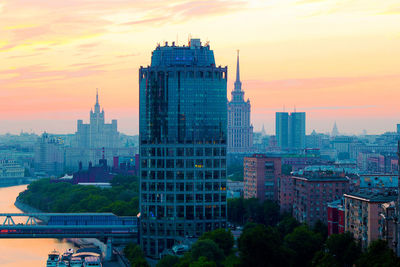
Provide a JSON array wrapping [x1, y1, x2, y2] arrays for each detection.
[[1, 0, 399, 135]]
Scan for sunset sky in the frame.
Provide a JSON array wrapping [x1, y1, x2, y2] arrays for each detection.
[[0, 0, 399, 135]]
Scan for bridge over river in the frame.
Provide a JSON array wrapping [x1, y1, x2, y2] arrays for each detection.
[[0, 212, 138, 260]]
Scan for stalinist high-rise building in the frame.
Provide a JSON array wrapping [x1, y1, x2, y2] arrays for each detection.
[[227, 51, 253, 153]]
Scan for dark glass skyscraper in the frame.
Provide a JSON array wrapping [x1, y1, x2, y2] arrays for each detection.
[[139, 39, 227, 258]]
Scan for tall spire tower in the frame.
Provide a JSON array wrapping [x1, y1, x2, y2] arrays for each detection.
[[94, 88, 100, 113], [234, 50, 242, 91], [227, 50, 253, 153], [231, 50, 244, 102]]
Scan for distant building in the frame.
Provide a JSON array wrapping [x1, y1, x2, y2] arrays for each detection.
[[227, 180, 244, 199], [344, 192, 396, 249], [72, 159, 114, 184], [292, 171, 350, 225], [0, 160, 25, 178], [275, 112, 306, 150], [66, 91, 136, 170], [34, 133, 65, 176], [227, 51, 253, 153], [379, 201, 397, 253], [289, 112, 306, 149], [357, 153, 385, 173], [243, 154, 281, 202], [276, 112, 289, 149], [76, 90, 119, 149], [357, 174, 398, 192], [281, 154, 328, 171], [332, 122, 339, 137], [397, 124, 400, 134]]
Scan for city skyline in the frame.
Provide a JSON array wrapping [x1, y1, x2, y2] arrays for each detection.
[[0, 0, 400, 135]]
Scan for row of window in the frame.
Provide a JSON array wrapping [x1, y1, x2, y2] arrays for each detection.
[[140, 70, 227, 80], [141, 170, 226, 180], [142, 181, 226, 191], [141, 193, 226, 203], [141, 158, 226, 169], [141, 147, 226, 157], [141, 204, 227, 219]]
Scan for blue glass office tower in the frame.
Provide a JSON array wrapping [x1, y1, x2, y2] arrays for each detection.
[[139, 39, 227, 258], [275, 112, 306, 150], [276, 112, 289, 149]]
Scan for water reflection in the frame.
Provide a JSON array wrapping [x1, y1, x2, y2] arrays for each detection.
[[0, 185, 77, 267]]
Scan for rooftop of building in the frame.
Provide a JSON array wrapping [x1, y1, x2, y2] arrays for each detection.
[[291, 169, 349, 182], [245, 153, 281, 159], [149, 39, 217, 67], [344, 191, 397, 203]]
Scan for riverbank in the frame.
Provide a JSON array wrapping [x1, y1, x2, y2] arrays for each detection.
[[15, 189, 129, 266], [14, 198, 50, 222], [0, 177, 37, 188]]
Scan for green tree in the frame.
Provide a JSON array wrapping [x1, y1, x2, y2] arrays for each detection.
[[312, 232, 361, 267], [199, 228, 234, 256], [356, 240, 400, 267], [284, 225, 323, 266], [124, 244, 149, 267], [262, 200, 280, 226], [157, 255, 180, 267], [228, 197, 245, 225], [312, 220, 328, 241], [277, 215, 300, 237], [238, 224, 286, 267], [190, 256, 217, 267], [191, 239, 224, 264]]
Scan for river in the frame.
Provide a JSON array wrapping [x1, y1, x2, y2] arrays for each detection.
[[0, 185, 77, 266]]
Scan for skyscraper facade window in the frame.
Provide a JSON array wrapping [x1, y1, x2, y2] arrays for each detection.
[[139, 39, 227, 258], [289, 112, 306, 149], [227, 51, 253, 153], [275, 112, 306, 150], [276, 112, 289, 149]]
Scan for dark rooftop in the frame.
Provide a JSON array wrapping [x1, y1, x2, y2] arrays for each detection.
[[344, 191, 397, 203]]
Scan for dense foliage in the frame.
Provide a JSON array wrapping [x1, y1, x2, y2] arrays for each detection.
[[227, 197, 280, 226], [227, 162, 244, 181], [18, 175, 139, 216], [124, 244, 149, 267]]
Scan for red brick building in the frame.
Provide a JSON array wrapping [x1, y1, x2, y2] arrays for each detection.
[[244, 155, 281, 202], [279, 175, 294, 213], [292, 172, 350, 226], [327, 199, 345, 235]]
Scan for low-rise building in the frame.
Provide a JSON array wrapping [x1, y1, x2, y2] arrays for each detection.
[[244, 155, 281, 201], [227, 180, 243, 199], [0, 159, 25, 178], [327, 199, 345, 236], [292, 171, 350, 225], [379, 201, 396, 252], [344, 192, 397, 249], [279, 175, 294, 213]]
